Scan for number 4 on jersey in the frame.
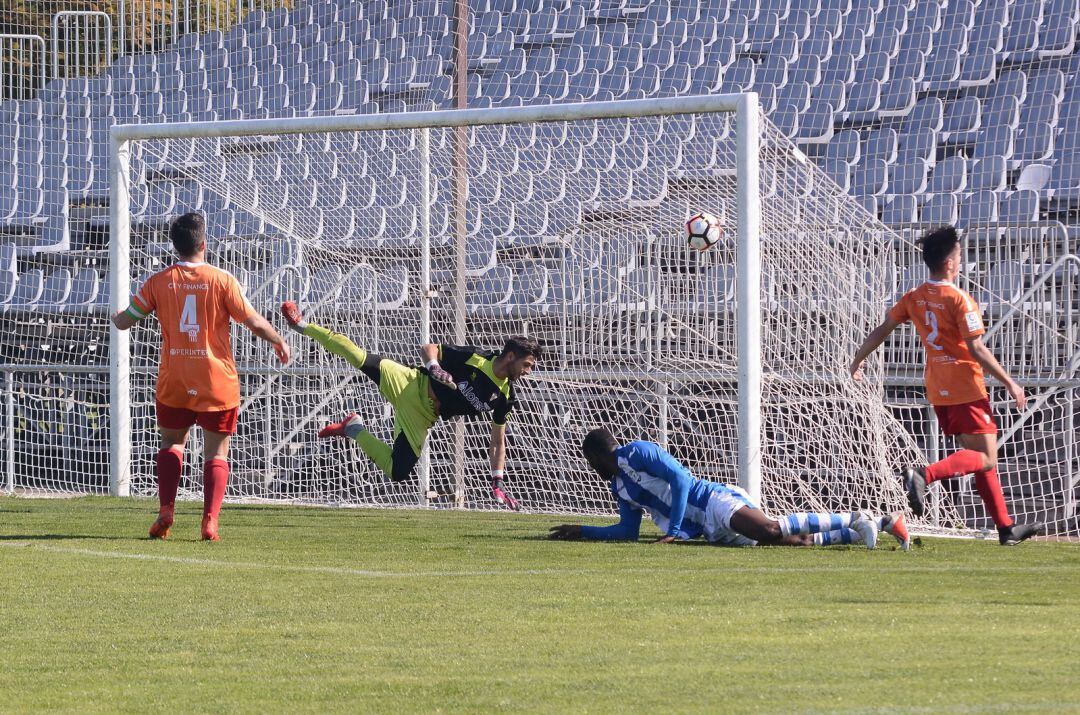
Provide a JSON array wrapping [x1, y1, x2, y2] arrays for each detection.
[[180, 294, 201, 341]]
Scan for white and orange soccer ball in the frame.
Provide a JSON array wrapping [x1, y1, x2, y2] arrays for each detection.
[[685, 211, 722, 252]]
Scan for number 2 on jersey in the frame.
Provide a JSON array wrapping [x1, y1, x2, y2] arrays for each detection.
[[180, 294, 201, 340], [924, 309, 943, 351]]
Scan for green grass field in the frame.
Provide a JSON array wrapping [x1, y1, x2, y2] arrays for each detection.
[[1, 496, 1078, 714]]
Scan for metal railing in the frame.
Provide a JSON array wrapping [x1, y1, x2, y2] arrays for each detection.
[[51, 11, 113, 80], [3, 1, 288, 99], [117, 0, 290, 56], [0, 34, 47, 100]]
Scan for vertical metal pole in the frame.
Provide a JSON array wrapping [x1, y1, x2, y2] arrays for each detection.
[[657, 381, 669, 450], [119, 0, 126, 55], [451, 0, 469, 508], [38, 37, 46, 96], [168, 0, 177, 47], [927, 406, 941, 527], [418, 127, 433, 507], [109, 132, 132, 497], [5, 370, 14, 494], [104, 15, 113, 70], [51, 15, 60, 79], [1066, 386, 1076, 522], [735, 92, 762, 504], [264, 379, 273, 491], [1062, 388, 1071, 524]]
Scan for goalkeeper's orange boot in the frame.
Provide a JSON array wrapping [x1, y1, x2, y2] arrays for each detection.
[[319, 413, 362, 439], [882, 512, 911, 551], [280, 301, 307, 332], [148, 506, 174, 539], [201, 515, 220, 541]]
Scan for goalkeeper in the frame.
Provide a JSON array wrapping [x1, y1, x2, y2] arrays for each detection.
[[281, 300, 541, 509]]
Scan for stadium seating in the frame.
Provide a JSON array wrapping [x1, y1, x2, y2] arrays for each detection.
[[1, 0, 1079, 325]]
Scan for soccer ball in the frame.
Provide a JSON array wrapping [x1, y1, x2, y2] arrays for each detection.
[[686, 211, 722, 252]]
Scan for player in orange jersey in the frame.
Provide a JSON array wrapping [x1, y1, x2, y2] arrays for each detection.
[[850, 226, 1041, 545], [112, 212, 290, 541]]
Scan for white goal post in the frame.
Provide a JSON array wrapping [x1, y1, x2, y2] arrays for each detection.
[[108, 93, 923, 522]]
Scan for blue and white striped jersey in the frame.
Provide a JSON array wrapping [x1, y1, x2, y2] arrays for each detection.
[[579, 440, 740, 541]]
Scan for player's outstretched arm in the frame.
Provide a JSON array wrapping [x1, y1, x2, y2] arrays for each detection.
[[489, 423, 521, 511], [625, 442, 691, 542], [242, 313, 291, 365], [549, 501, 643, 541], [850, 315, 901, 380], [965, 336, 1026, 410]]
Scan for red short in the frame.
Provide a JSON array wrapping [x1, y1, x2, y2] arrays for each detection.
[[156, 399, 239, 435], [933, 398, 998, 436]]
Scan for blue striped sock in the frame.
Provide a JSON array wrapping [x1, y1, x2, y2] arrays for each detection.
[[780, 512, 858, 536], [814, 528, 860, 545]]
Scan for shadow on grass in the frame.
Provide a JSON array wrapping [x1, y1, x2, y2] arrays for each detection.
[[468, 532, 654, 544], [0, 534, 136, 542], [469, 533, 917, 554]]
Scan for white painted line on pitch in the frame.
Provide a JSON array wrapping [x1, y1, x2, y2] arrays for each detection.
[[812, 702, 1080, 715], [1, 541, 1075, 579]]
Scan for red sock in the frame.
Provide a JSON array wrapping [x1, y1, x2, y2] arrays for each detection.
[[202, 458, 229, 519], [155, 447, 183, 511], [924, 449, 986, 484], [973, 468, 1013, 528]]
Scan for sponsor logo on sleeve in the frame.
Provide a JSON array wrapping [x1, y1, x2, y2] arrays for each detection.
[[965, 311, 982, 333]]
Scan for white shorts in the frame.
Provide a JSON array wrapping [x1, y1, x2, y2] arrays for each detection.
[[702, 486, 759, 547]]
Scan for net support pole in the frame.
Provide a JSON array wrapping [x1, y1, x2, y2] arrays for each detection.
[[109, 133, 132, 497], [735, 92, 762, 504], [657, 381, 669, 450], [452, 1, 470, 508], [418, 127, 432, 507], [927, 406, 942, 527], [4, 370, 13, 494]]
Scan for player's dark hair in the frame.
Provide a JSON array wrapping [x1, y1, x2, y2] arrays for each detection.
[[916, 225, 961, 272], [582, 428, 619, 458], [170, 212, 206, 258], [499, 335, 543, 360]]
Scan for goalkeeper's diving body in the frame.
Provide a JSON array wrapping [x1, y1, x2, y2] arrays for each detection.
[[549, 429, 911, 550], [281, 301, 541, 509]]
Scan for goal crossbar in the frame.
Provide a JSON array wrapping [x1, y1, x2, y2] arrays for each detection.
[[110, 94, 748, 142]]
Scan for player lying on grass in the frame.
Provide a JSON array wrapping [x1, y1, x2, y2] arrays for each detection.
[[549, 429, 909, 550], [113, 212, 291, 541], [850, 225, 1041, 546], [280, 300, 540, 510]]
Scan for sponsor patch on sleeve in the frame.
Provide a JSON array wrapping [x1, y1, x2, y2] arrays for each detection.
[[965, 310, 983, 333]]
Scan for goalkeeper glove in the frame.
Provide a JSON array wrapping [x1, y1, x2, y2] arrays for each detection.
[[491, 471, 520, 511], [425, 359, 457, 390]]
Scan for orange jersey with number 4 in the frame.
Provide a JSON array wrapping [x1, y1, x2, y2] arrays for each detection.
[[888, 280, 987, 406], [129, 262, 254, 412]]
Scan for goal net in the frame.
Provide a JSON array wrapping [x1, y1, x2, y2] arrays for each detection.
[[107, 95, 943, 524]]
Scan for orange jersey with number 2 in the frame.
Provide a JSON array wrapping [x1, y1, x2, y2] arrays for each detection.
[[129, 262, 254, 412], [888, 280, 987, 406]]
